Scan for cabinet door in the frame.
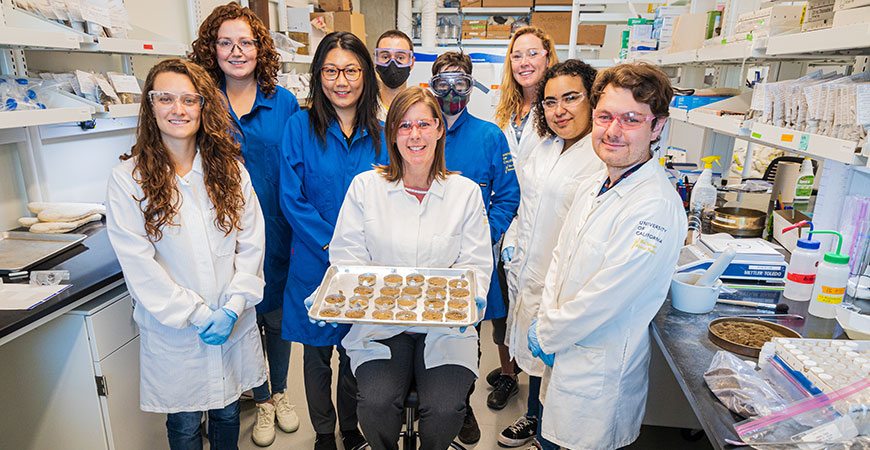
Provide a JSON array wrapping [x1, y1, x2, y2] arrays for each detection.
[[97, 336, 169, 450]]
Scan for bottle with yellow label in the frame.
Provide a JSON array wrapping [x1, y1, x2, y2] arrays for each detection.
[[807, 230, 850, 319]]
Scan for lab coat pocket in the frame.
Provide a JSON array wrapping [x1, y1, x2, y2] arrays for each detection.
[[431, 232, 461, 266], [139, 328, 205, 406], [225, 321, 265, 391], [212, 229, 237, 258], [552, 344, 606, 399]]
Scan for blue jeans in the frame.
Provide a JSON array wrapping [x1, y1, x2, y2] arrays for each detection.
[[252, 308, 292, 402], [166, 400, 240, 450], [526, 375, 541, 418]]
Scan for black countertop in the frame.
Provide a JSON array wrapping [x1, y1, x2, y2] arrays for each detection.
[[0, 221, 123, 344], [652, 288, 856, 450]]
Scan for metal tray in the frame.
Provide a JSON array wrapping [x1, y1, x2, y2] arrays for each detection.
[[708, 317, 801, 358], [308, 265, 478, 327], [0, 231, 87, 272]]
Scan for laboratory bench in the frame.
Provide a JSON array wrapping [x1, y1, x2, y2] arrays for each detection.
[[651, 289, 862, 449], [0, 221, 124, 347]]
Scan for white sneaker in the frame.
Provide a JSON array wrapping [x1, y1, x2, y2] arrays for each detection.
[[272, 391, 300, 433], [252, 401, 276, 447]]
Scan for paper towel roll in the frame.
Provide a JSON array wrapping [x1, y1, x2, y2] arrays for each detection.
[[397, 0, 412, 36], [421, 0, 437, 48], [771, 161, 800, 204]]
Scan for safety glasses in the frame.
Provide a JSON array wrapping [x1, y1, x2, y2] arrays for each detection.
[[592, 111, 656, 130], [148, 90, 205, 110], [429, 72, 473, 97], [396, 118, 440, 136], [541, 91, 586, 111], [215, 38, 258, 54], [509, 48, 547, 64], [374, 48, 414, 67]]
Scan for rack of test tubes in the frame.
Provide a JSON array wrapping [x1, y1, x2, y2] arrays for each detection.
[[770, 338, 870, 395]]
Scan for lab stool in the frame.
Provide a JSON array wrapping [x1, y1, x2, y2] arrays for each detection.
[[400, 388, 467, 450]]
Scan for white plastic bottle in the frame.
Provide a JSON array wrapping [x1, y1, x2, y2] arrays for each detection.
[[807, 231, 851, 319], [784, 236, 821, 301], [793, 158, 814, 203], [689, 155, 721, 213]]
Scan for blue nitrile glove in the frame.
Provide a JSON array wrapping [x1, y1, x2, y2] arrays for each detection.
[[304, 293, 338, 328], [527, 318, 554, 367], [501, 246, 515, 263], [459, 296, 487, 333], [198, 307, 237, 346]]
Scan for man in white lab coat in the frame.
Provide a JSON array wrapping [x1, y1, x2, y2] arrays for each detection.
[[527, 63, 688, 450]]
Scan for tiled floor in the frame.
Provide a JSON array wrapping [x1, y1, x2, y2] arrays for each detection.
[[232, 322, 714, 450]]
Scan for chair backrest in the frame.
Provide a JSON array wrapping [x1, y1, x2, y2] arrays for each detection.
[[762, 156, 816, 182]]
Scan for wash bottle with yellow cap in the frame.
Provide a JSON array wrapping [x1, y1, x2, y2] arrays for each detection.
[[689, 155, 721, 213]]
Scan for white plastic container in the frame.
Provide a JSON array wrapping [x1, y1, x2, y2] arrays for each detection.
[[807, 230, 850, 319], [689, 155, 720, 214], [670, 272, 722, 314], [793, 157, 814, 202], [783, 237, 821, 301]]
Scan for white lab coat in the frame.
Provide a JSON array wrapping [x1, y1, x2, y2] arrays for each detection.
[[333, 170, 492, 376], [106, 153, 267, 413], [502, 135, 604, 376], [501, 108, 544, 187], [535, 159, 687, 450]]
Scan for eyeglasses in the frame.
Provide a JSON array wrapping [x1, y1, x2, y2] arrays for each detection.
[[592, 111, 656, 130], [374, 48, 413, 67], [397, 118, 439, 136], [321, 65, 362, 81], [215, 38, 258, 54], [430, 72, 473, 97], [541, 92, 586, 111], [509, 48, 547, 63], [148, 90, 205, 110]]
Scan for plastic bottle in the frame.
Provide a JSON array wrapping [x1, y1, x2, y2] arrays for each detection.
[[807, 230, 851, 319], [793, 157, 814, 202], [689, 155, 721, 213], [782, 221, 821, 301]]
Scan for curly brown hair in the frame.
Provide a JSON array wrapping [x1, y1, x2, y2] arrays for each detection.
[[189, 2, 280, 96], [121, 58, 244, 241]]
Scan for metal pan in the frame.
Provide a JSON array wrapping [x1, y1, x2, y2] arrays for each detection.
[[308, 265, 479, 327], [708, 317, 801, 357], [0, 231, 87, 272]]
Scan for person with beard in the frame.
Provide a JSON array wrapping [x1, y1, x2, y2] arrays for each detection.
[[429, 52, 520, 445], [374, 30, 415, 122]]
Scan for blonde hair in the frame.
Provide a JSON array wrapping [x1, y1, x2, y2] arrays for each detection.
[[494, 27, 559, 129]]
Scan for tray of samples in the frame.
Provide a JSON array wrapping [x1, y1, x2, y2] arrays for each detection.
[[308, 265, 479, 327], [766, 338, 870, 395]]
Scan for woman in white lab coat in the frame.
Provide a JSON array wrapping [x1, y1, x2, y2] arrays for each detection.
[[494, 26, 558, 182], [328, 87, 492, 450], [105, 58, 266, 450], [498, 60, 604, 449]]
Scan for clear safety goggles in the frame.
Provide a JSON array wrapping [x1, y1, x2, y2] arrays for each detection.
[[148, 90, 204, 110], [592, 110, 656, 130], [374, 48, 414, 67], [429, 72, 474, 97]]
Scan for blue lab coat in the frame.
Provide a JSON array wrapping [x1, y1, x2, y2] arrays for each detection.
[[224, 83, 300, 314], [279, 111, 388, 346], [444, 109, 520, 321]]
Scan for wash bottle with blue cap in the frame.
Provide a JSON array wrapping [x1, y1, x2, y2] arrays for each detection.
[[781, 220, 822, 301]]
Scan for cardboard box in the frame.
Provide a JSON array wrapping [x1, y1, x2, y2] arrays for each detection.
[[319, 0, 351, 12], [806, 4, 835, 21], [460, 0, 483, 7], [486, 25, 512, 39], [310, 12, 365, 51], [772, 209, 811, 254], [462, 19, 487, 27], [288, 31, 310, 55], [482, 0, 533, 6], [287, 8, 312, 33], [669, 13, 707, 53], [530, 12, 606, 45], [462, 29, 487, 39], [833, 5, 870, 26]]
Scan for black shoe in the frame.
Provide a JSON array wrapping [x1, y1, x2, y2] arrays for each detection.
[[487, 374, 519, 410], [486, 365, 523, 387], [458, 406, 481, 444], [315, 433, 338, 450], [498, 416, 538, 447], [341, 428, 366, 450]]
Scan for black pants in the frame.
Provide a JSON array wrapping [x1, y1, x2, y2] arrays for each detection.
[[302, 344, 358, 434], [356, 333, 475, 450]]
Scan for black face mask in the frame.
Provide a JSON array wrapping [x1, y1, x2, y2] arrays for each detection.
[[376, 60, 411, 89]]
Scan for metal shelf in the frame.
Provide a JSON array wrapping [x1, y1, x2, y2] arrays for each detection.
[[0, 26, 81, 50], [749, 122, 859, 165], [578, 13, 654, 22], [767, 23, 870, 56], [461, 7, 531, 15], [411, 8, 460, 14], [278, 49, 313, 64], [0, 91, 95, 129]]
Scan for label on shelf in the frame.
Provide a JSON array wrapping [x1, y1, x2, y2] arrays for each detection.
[[799, 134, 810, 150]]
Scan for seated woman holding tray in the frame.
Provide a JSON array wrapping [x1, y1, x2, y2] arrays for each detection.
[[327, 86, 492, 450]]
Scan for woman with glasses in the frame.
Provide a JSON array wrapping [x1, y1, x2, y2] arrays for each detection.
[[279, 31, 384, 450], [499, 60, 604, 450], [106, 59, 266, 450], [329, 86, 491, 450], [190, 4, 300, 445], [374, 30, 415, 121]]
